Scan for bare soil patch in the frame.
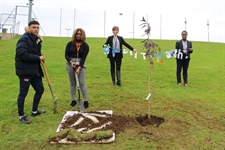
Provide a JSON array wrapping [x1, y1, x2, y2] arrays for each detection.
[[49, 111, 164, 144]]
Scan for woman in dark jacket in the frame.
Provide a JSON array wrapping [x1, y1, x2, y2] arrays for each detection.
[[65, 28, 89, 109], [103, 26, 137, 86]]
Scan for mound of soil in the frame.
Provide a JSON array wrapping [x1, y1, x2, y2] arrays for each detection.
[[60, 113, 135, 134], [60, 112, 164, 134], [49, 111, 164, 144]]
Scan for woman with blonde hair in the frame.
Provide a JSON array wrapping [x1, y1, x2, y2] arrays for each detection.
[[103, 26, 137, 86], [65, 28, 89, 109]]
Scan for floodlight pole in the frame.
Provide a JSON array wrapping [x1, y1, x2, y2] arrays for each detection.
[[73, 9, 76, 30], [104, 10, 106, 38], [133, 12, 135, 38], [160, 14, 162, 39], [119, 12, 123, 36], [59, 8, 62, 37], [27, 0, 33, 23], [207, 20, 209, 42], [184, 17, 187, 30]]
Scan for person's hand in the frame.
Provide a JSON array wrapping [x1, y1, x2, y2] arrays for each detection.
[[39, 55, 45, 62], [75, 67, 81, 74], [133, 49, 137, 53], [103, 44, 107, 48], [188, 48, 193, 52], [70, 61, 76, 68]]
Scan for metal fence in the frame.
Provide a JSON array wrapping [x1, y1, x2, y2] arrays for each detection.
[[1, 6, 223, 42]]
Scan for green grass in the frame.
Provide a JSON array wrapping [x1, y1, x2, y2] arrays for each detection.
[[0, 35, 224, 150]]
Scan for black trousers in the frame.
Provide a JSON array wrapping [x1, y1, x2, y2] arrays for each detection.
[[17, 76, 44, 116], [176, 59, 190, 84], [109, 57, 122, 72]]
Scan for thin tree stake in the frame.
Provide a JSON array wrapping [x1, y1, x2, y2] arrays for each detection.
[[148, 62, 152, 119]]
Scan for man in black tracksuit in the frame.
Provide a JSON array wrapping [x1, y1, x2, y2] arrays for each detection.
[[175, 30, 193, 87], [15, 21, 46, 124]]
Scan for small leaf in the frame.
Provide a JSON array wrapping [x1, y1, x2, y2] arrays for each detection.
[[141, 25, 146, 29]]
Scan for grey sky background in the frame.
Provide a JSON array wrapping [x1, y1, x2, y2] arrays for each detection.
[[0, 0, 224, 43]]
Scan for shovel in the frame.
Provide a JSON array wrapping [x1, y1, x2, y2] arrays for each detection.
[[75, 72, 85, 112], [41, 61, 57, 114]]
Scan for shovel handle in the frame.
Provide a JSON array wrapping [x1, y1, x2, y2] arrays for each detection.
[[41, 61, 51, 85], [40, 60, 57, 114]]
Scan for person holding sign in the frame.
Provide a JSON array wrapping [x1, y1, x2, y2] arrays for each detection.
[[103, 26, 137, 86], [175, 31, 193, 87]]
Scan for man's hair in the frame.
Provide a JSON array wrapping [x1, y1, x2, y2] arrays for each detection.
[[181, 30, 188, 35], [72, 28, 86, 43], [28, 21, 40, 26], [112, 26, 119, 31]]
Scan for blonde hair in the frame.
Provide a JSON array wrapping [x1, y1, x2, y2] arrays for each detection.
[[72, 28, 86, 43], [112, 26, 119, 31]]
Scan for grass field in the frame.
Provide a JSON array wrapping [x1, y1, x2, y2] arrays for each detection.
[[0, 35, 224, 150]]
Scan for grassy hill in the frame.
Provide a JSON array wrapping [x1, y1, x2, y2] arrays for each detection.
[[0, 35, 224, 149]]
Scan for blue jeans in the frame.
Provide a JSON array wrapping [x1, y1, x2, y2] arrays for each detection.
[[17, 76, 44, 116]]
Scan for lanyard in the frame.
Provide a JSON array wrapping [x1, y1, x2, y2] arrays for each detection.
[[75, 43, 81, 58]]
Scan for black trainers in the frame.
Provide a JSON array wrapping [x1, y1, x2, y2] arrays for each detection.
[[20, 116, 32, 124], [84, 101, 89, 109], [70, 100, 77, 107], [31, 110, 46, 116]]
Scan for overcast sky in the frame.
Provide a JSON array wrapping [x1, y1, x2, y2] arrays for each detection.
[[0, 0, 225, 43]]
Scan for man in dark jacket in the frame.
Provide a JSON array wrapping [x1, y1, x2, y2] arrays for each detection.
[[15, 21, 46, 124], [175, 30, 193, 87]]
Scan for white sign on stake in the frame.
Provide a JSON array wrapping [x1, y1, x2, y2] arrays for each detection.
[[130, 50, 133, 55], [134, 52, 137, 58], [141, 53, 146, 60], [146, 93, 151, 100]]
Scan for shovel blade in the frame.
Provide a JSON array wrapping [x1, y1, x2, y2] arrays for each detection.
[[76, 99, 85, 112], [53, 97, 57, 114]]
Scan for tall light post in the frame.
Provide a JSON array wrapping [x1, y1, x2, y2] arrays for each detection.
[[59, 8, 62, 37], [133, 12, 135, 38], [104, 10, 106, 38], [160, 14, 162, 39], [73, 9, 76, 30], [27, 0, 33, 23], [184, 17, 187, 30], [118, 12, 134, 38], [207, 20, 209, 42], [119, 12, 123, 35]]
